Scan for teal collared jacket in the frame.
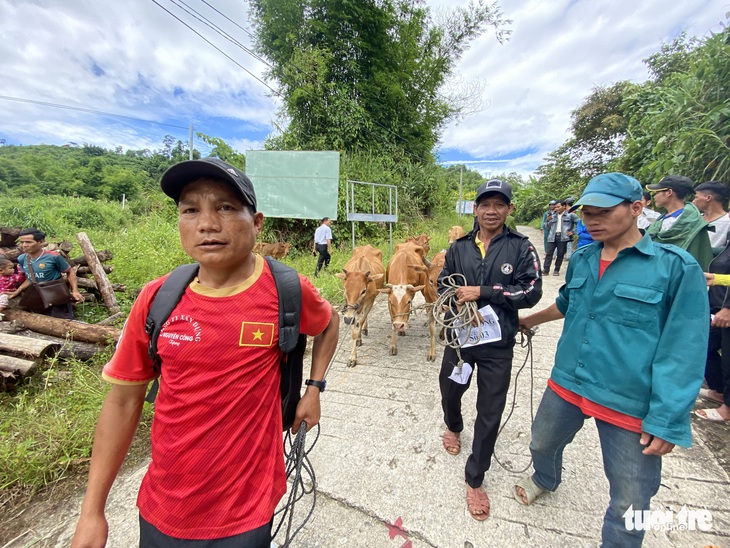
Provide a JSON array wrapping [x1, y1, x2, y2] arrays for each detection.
[[552, 233, 708, 447]]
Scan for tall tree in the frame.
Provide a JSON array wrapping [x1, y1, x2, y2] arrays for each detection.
[[568, 81, 634, 174], [249, 0, 509, 162], [619, 22, 730, 183]]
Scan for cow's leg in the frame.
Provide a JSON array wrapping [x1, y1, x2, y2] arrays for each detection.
[[348, 322, 359, 367], [390, 327, 398, 355], [427, 314, 436, 362], [359, 302, 372, 338]]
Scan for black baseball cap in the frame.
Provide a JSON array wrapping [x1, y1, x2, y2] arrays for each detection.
[[475, 179, 512, 204], [160, 157, 257, 211], [646, 175, 693, 196]]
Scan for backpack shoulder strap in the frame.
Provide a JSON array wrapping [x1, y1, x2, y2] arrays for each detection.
[[144, 263, 199, 403], [265, 256, 306, 431], [265, 256, 301, 352]]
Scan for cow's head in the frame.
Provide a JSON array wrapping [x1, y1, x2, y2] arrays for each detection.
[[427, 252, 446, 287], [337, 269, 383, 325], [448, 226, 465, 244], [379, 283, 424, 331]]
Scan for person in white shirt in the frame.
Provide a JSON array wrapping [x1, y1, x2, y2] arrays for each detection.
[[693, 181, 730, 253], [313, 217, 333, 277], [637, 191, 660, 230]]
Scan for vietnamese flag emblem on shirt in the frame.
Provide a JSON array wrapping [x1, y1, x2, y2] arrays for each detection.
[[239, 322, 275, 347]]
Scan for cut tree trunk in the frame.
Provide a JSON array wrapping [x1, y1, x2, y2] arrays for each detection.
[[0, 333, 61, 360], [76, 265, 113, 276], [76, 278, 126, 292], [76, 232, 120, 315], [69, 250, 113, 267], [0, 323, 111, 360], [0, 228, 20, 248], [0, 355, 38, 377], [3, 309, 121, 344], [0, 247, 21, 261]]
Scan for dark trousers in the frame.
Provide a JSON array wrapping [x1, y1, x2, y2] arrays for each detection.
[[314, 244, 330, 276], [439, 345, 512, 487], [705, 319, 730, 406], [47, 303, 74, 320], [543, 239, 567, 273], [139, 514, 272, 548]]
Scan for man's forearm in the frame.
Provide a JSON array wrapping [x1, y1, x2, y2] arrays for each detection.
[[520, 302, 564, 330], [79, 384, 146, 517], [67, 269, 80, 293], [307, 306, 339, 384]]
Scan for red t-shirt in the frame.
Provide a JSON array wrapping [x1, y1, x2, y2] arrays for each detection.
[[549, 256, 642, 433], [103, 256, 331, 539], [0, 268, 26, 293]]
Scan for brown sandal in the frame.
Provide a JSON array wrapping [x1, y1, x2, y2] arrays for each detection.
[[442, 429, 461, 456], [466, 484, 490, 521]]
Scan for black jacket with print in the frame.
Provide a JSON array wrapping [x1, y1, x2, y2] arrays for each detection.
[[438, 226, 543, 353]]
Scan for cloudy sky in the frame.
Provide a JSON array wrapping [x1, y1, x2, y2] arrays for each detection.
[[1, 0, 727, 177]]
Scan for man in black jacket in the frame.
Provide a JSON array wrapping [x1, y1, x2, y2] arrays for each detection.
[[438, 179, 543, 520], [698, 239, 730, 422]]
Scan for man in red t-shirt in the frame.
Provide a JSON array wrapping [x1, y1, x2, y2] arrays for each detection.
[[71, 158, 339, 548]]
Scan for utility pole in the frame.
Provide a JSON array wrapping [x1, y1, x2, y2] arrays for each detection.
[[189, 124, 194, 160], [458, 165, 463, 221]]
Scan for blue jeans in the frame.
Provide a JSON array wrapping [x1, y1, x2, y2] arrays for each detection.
[[529, 387, 662, 548]]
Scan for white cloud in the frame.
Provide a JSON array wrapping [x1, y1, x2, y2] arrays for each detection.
[[435, 0, 730, 174], [1, 0, 728, 178]]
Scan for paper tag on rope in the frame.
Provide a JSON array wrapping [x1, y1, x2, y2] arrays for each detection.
[[448, 362, 473, 384], [454, 304, 502, 348]]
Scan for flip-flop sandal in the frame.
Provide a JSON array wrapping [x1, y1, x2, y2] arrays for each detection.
[[514, 475, 546, 506], [466, 484, 490, 521], [442, 429, 461, 456], [698, 388, 724, 404], [694, 408, 730, 423]]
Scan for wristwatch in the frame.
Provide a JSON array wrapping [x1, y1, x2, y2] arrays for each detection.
[[305, 379, 326, 392]]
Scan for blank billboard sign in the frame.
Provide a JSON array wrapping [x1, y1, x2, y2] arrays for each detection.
[[245, 150, 340, 219]]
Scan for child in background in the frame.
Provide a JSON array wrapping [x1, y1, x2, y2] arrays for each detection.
[[0, 258, 27, 315]]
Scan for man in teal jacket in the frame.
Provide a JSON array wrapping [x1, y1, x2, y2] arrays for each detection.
[[516, 173, 708, 548]]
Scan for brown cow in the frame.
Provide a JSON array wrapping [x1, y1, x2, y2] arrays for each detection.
[[335, 245, 385, 367], [406, 233, 430, 256], [254, 242, 292, 259], [448, 226, 466, 244], [425, 251, 446, 341], [426, 251, 446, 294], [380, 244, 437, 361]]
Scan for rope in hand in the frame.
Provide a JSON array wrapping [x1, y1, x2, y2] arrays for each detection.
[[272, 326, 349, 547], [272, 420, 320, 547], [430, 273, 538, 473], [431, 273, 482, 369], [493, 327, 537, 474]]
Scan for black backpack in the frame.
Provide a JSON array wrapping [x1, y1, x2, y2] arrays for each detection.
[[143, 257, 307, 431]]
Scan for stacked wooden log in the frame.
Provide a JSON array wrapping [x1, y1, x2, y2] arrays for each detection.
[[0, 229, 124, 389], [0, 333, 62, 390]]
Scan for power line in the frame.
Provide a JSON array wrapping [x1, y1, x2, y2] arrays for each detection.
[[201, 0, 255, 39], [175, 0, 271, 68], [170, 0, 418, 156], [155, 0, 428, 164], [149, 0, 280, 97], [0, 95, 189, 130]]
